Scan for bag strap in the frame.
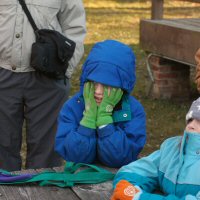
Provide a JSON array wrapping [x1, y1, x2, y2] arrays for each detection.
[[0, 162, 115, 187], [18, 0, 38, 32]]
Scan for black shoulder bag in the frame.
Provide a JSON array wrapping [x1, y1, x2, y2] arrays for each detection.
[[18, 0, 76, 79]]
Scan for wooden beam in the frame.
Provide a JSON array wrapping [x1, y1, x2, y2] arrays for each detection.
[[140, 19, 200, 65], [151, 0, 164, 19]]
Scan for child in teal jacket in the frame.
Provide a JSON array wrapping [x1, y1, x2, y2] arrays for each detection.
[[111, 97, 200, 200]]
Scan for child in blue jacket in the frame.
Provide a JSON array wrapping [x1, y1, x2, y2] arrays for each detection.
[[55, 40, 146, 168], [111, 97, 200, 199]]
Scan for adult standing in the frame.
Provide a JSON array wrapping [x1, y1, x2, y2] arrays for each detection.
[[0, 0, 86, 171]]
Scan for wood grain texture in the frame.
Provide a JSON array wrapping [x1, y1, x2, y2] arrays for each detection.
[[72, 182, 113, 200], [0, 168, 80, 200], [151, 0, 164, 19], [0, 165, 117, 200], [140, 19, 200, 65], [71, 165, 117, 200]]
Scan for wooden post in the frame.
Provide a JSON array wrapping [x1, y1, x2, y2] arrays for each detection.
[[151, 0, 164, 19]]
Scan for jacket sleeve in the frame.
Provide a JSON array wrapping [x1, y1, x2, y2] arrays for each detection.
[[138, 193, 199, 200], [113, 141, 200, 200], [55, 97, 97, 164], [113, 150, 161, 192], [97, 98, 146, 167], [58, 0, 86, 78]]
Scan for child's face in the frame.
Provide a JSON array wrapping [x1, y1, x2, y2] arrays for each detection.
[[185, 119, 200, 133], [94, 82, 111, 105]]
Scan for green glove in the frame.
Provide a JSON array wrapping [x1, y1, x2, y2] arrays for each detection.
[[96, 86, 123, 127], [80, 82, 98, 129]]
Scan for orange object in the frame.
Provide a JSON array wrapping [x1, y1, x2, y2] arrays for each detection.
[[195, 48, 200, 93], [111, 180, 140, 200]]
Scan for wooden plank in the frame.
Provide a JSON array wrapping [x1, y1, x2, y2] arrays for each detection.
[[150, 19, 200, 31], [0, 168, 80, 200], [72, 182, 113, 200], [0, 184, 79, 200], [171, 19, 200, 28], [140, 19, 200, 65], [54, 165, 117, 200], [34, 168, 80, 200], [0, 165, 118, 200], [0, 169, 37, 200], [72, 166, 117, 200]]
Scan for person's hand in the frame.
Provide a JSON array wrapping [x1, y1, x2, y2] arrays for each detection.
[[195, 48, 200, 65], [80, 82, 97, 129], [96, 86, 123, 127], [111, 180, 142, 200], [195, 48, 200, 93]]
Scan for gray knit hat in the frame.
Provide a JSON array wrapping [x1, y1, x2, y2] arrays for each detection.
[[186, 97, 200, 123]]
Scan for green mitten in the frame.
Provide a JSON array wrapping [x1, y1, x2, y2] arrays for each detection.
[[96, 86, 123, 127], [80, 82, 98, 129]]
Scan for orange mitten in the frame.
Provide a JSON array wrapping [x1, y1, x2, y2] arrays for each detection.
[[111, 180, 142, 200]]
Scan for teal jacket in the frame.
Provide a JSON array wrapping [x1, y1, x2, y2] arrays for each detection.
[[113, 131, 200, 200]]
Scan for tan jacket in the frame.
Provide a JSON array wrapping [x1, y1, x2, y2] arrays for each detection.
[[195, 48, 200, 92], [0, 0, 86, 78]]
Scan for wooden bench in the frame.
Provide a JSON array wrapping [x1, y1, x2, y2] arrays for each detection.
[[140, 0, 200, 99]]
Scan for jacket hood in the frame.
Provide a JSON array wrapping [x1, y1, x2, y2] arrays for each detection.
[[80, 40, 136, 94]]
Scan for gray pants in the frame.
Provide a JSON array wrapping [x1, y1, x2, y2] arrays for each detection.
[[0, 68, 69, 171]]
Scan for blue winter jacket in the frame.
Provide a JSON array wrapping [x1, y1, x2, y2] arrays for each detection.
[[55, 40, 146, 167], [113, 131, 200, 199]]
